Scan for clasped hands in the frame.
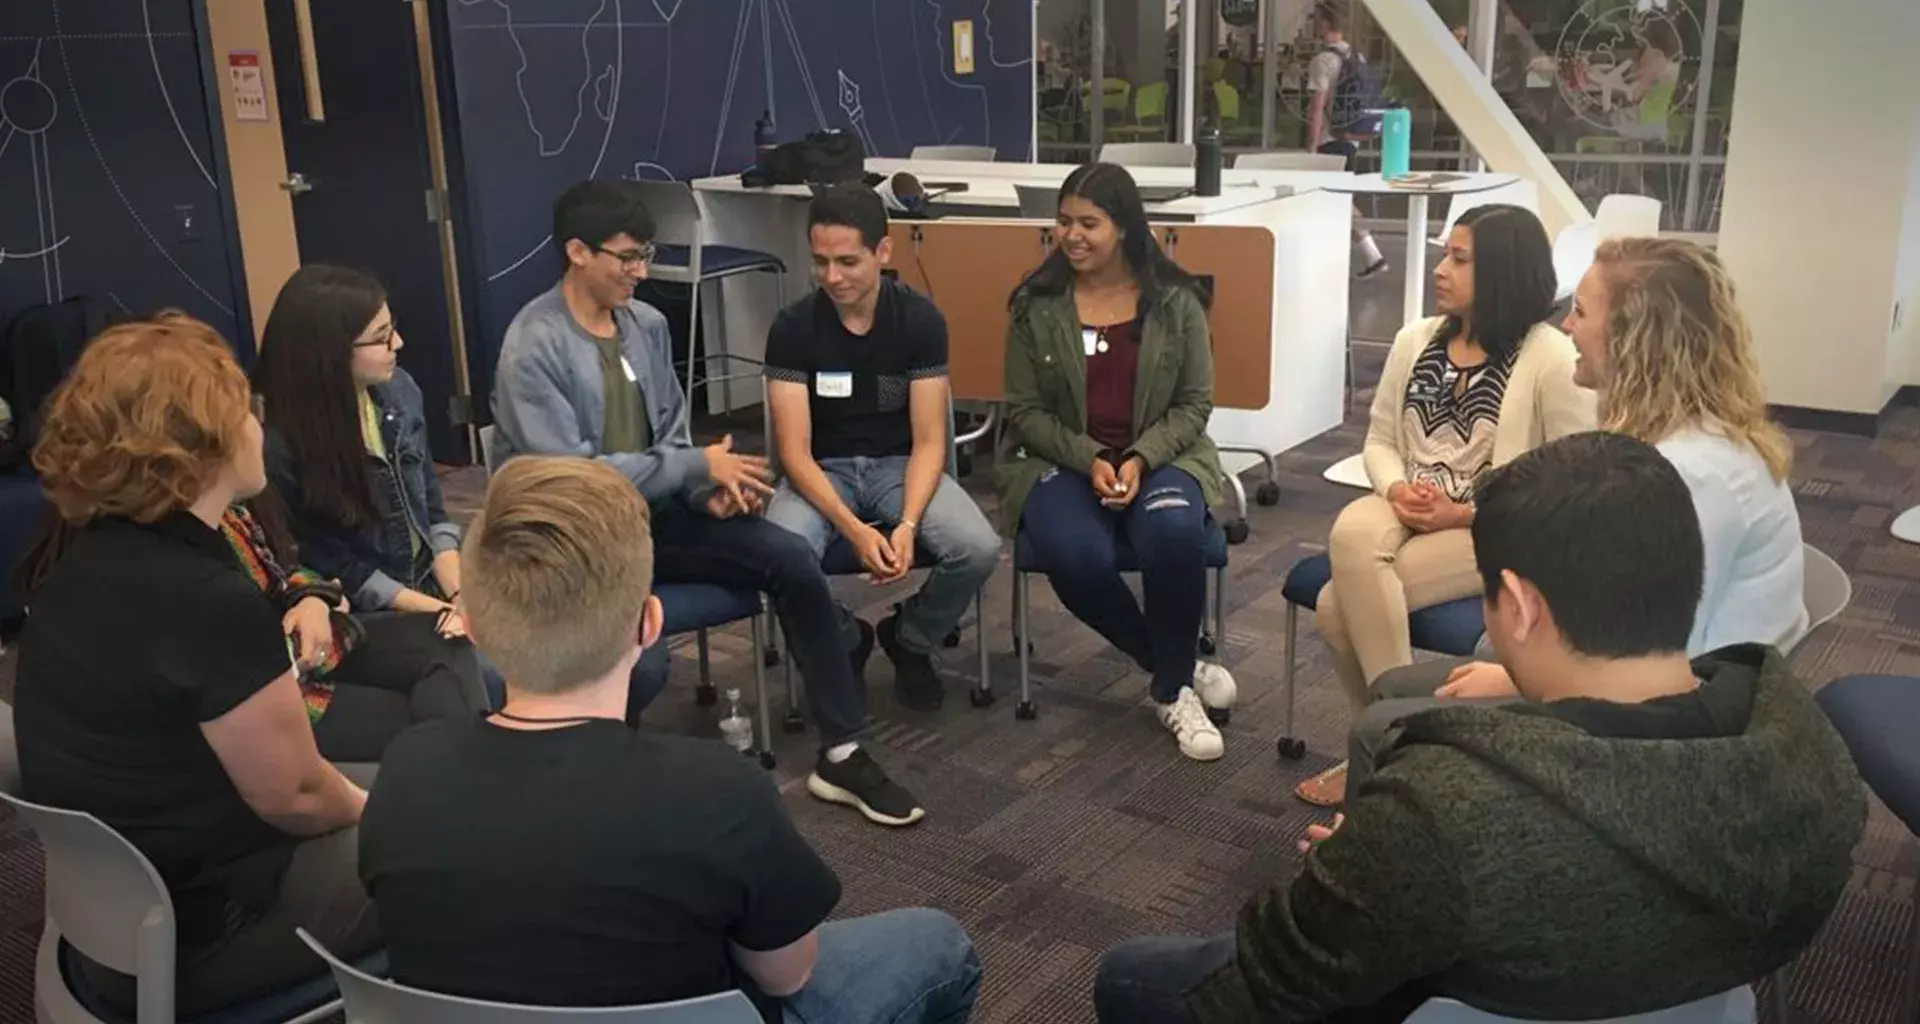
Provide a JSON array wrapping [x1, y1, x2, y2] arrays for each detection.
[[1386, 480, 1474, 533], [1090, 452, 1145, 510], [701, 434, 776, 519]]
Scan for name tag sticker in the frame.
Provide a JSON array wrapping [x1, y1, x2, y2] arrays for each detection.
[[815, 371, 853, 398], [1082, 328, 1100, 357], [619, 356, 639, 383]]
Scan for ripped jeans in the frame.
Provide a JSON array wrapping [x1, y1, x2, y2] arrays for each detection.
[[1021, 465, 1209, 703]]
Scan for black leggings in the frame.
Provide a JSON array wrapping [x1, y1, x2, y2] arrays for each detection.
[[311, 611, 485, 762]]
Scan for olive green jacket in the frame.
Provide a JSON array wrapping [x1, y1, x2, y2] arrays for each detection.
[[996, 285, 1226, 537]]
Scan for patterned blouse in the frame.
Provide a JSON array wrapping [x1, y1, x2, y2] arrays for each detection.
[[1399, 336, 1516, 503]]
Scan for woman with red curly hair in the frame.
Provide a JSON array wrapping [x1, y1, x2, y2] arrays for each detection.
[[10, 316, 382, 1016]]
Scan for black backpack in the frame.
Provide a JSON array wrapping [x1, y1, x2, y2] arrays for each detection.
[[1329, 46, 1385, 135], [742, 128, 868, 187], [0, 296, 110, 472]]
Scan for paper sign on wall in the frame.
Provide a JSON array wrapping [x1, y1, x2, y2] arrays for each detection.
[[228, 51, 270, 122], [953, 20, 975, 75]]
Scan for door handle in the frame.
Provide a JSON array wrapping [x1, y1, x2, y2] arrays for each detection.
[[281, 172, 314, 196]]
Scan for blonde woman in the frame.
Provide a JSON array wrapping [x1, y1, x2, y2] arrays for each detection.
[[1341, 237, 1805, 796], [1297, 205, 1593, 806]]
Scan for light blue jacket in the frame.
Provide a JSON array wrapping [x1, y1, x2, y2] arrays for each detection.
[[491, 285, 711, 504]]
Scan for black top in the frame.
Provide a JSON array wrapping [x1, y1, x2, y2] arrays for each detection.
[[14, 513, 299, 948], [763, 277, 948, 460], [359, 717, 842, 1022]]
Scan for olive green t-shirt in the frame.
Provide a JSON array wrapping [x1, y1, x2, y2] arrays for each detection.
[[593, 335, 651, 454]]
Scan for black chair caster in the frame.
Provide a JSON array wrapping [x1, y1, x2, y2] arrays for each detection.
[[1224, 519, 1250, 545], [942, 630, 962, 648], [757, 750, 778, 770], [968, 687, 996, 708], [763, 645, 782, 667], [1206, 707, 1231, 727], [1275, 736, 1307, 760], [781, 710, 806, 734], [1255, 481, 1281, 506], [695, 684, 718, 707], [1015, 700, 1038, 720], [1198, 633, 1217, 656]]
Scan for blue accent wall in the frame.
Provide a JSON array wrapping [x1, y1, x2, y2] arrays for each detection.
[[442, 0, 1033, 407], [0, 0, 243, 340]]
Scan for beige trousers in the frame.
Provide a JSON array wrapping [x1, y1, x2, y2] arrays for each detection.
[[1314, 494, 1482, 709]]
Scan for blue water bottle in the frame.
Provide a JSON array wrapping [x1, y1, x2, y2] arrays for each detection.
[[1380, 104, 1411, 179]]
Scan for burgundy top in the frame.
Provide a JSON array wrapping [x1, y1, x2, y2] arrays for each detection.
[[1084, 319, 1141, 452]]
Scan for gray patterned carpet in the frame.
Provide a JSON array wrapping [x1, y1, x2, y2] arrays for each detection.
[[2, 284, 1918, 1022]]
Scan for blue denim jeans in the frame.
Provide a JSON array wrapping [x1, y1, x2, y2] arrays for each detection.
[[1094, 932, 1236, 1024], [780, 908, 981, 1024], [764, 456, 1000, 655], [1020, 465, 1209, 703]]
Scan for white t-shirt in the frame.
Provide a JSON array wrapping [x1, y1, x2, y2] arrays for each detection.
[[1307, 43, 1350, 147], [1656, 425, 1808, 656]]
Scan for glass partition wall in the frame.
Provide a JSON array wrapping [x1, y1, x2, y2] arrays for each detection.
[[1035, 0, 1741, 235]]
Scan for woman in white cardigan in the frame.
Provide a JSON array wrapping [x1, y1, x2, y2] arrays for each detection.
[[1298, 205, 1593, 806], [1334, 237, 1808, 802]]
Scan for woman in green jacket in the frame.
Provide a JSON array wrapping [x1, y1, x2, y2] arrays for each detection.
[[1001, 163, 1234, 762]]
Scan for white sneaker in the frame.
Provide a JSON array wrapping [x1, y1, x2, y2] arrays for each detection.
[[1192, 662, 1237, 712], [1157, 687, 1225, 762]]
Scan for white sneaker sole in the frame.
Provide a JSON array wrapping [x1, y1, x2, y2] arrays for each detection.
[[805, 773, 927, 827]]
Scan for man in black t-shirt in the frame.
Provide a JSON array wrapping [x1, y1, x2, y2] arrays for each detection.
[[360, 457, 980, 1023], [763, 188, 1001, 714]]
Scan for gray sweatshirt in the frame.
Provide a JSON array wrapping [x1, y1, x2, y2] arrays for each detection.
[[491, 285, 710, 503]]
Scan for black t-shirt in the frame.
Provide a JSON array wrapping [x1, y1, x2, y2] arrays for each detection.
[[14, 513, 299, 948], [359, 717, 842, 1022], [1519, 645, 1760, 740], [762, 277, 948, 459]]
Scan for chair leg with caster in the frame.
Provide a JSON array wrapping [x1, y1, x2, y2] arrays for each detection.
[[695, 629, 718, 706], [1274, 603, 1306, 760], [750, 608, 777, 770], [968, 594, 995, 708]]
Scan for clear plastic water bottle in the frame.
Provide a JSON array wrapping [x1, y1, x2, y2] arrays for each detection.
[[719, 689, 753, 755]]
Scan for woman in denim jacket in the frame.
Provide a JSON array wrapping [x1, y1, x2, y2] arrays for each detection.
[[255, 266, 496, 705]]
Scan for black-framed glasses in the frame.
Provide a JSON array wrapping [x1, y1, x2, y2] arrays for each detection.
[[352, 328, 399, 351], [596, 242, 657, 269]]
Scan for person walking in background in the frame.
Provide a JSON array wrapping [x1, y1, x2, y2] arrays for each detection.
[[1305, 2, 1390, 279]]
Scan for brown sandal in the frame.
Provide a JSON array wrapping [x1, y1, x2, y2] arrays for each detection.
[[1294, 761, 1348, 807]]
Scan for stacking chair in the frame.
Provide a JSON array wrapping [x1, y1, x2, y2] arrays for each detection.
[[909, 145, 995, 162], [297, 930, 759, 1023], [1405, 987, 1755, 1024], [621, 181, 786, 412], [1595, 194, 1664, 241], [1008, 518, 1231, 722], [478, 426, 778, 766], [1272, 552, 1485, 759], [1098, 141, 1196, 168], [0, 765, 376, 1024], [1234, 151, 1348, 172]]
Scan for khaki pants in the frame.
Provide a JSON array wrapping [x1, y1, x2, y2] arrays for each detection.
[[1315, 494, 1482, 709]]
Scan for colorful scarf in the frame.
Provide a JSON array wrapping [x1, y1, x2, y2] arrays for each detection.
[[219, 505, 360, 723]]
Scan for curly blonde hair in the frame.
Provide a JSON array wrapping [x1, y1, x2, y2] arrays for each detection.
[[1591, 237, 1792, 481], [33, 315, 254, 523]]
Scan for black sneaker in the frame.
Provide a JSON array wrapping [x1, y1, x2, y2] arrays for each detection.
[[807, 748, 925, 827], [849, 617, 875, 686], [1357, 257, 1391, 280], [878, 615, 944, 712]]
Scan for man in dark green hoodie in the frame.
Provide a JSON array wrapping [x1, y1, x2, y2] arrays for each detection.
[[1094, 431, 1865, 1024]]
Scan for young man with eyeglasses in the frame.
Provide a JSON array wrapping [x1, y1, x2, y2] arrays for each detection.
[[492, 180, 926, 828]]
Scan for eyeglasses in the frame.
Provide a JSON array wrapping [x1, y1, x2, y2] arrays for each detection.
[[352, 328, 400, 351], [596, 242, 657, 270]]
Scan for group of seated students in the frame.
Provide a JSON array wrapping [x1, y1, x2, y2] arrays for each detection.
[[3, 159, 1866, 1024]]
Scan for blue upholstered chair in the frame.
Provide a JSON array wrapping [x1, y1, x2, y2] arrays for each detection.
[[1816, 673, 1920, 1020], [1008, 518, 1231, 721], [1273, 552, 1485, 759]]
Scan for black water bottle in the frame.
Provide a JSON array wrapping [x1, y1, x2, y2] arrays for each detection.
[[1195, 118, 1223, 197]]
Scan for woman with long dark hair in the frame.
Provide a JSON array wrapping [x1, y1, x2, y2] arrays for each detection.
[[999, 163, 1234, 762], [1296, 204, 1592, 806], [255, 265, 463, 618]]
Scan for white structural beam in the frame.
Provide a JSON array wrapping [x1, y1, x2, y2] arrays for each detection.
[[1358, 0, 1589, 238]]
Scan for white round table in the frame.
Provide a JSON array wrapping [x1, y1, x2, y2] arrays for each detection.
[[1893, 506, 1920, 544], [1318, 171, 1522, 326]]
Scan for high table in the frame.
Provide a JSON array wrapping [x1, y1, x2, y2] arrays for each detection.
[[1315, 172, 1524, 490]]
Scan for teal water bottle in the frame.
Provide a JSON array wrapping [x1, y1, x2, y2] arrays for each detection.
[[1381, 104, 1411, 179]]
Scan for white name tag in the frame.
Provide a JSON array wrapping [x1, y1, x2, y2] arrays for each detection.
[[619, 356, 639, 383], [815, 371, 853, 398], [1082, 328, 1100, 357]]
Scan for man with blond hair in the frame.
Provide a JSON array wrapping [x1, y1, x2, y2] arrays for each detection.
[[357, 457, 981, 1023]]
